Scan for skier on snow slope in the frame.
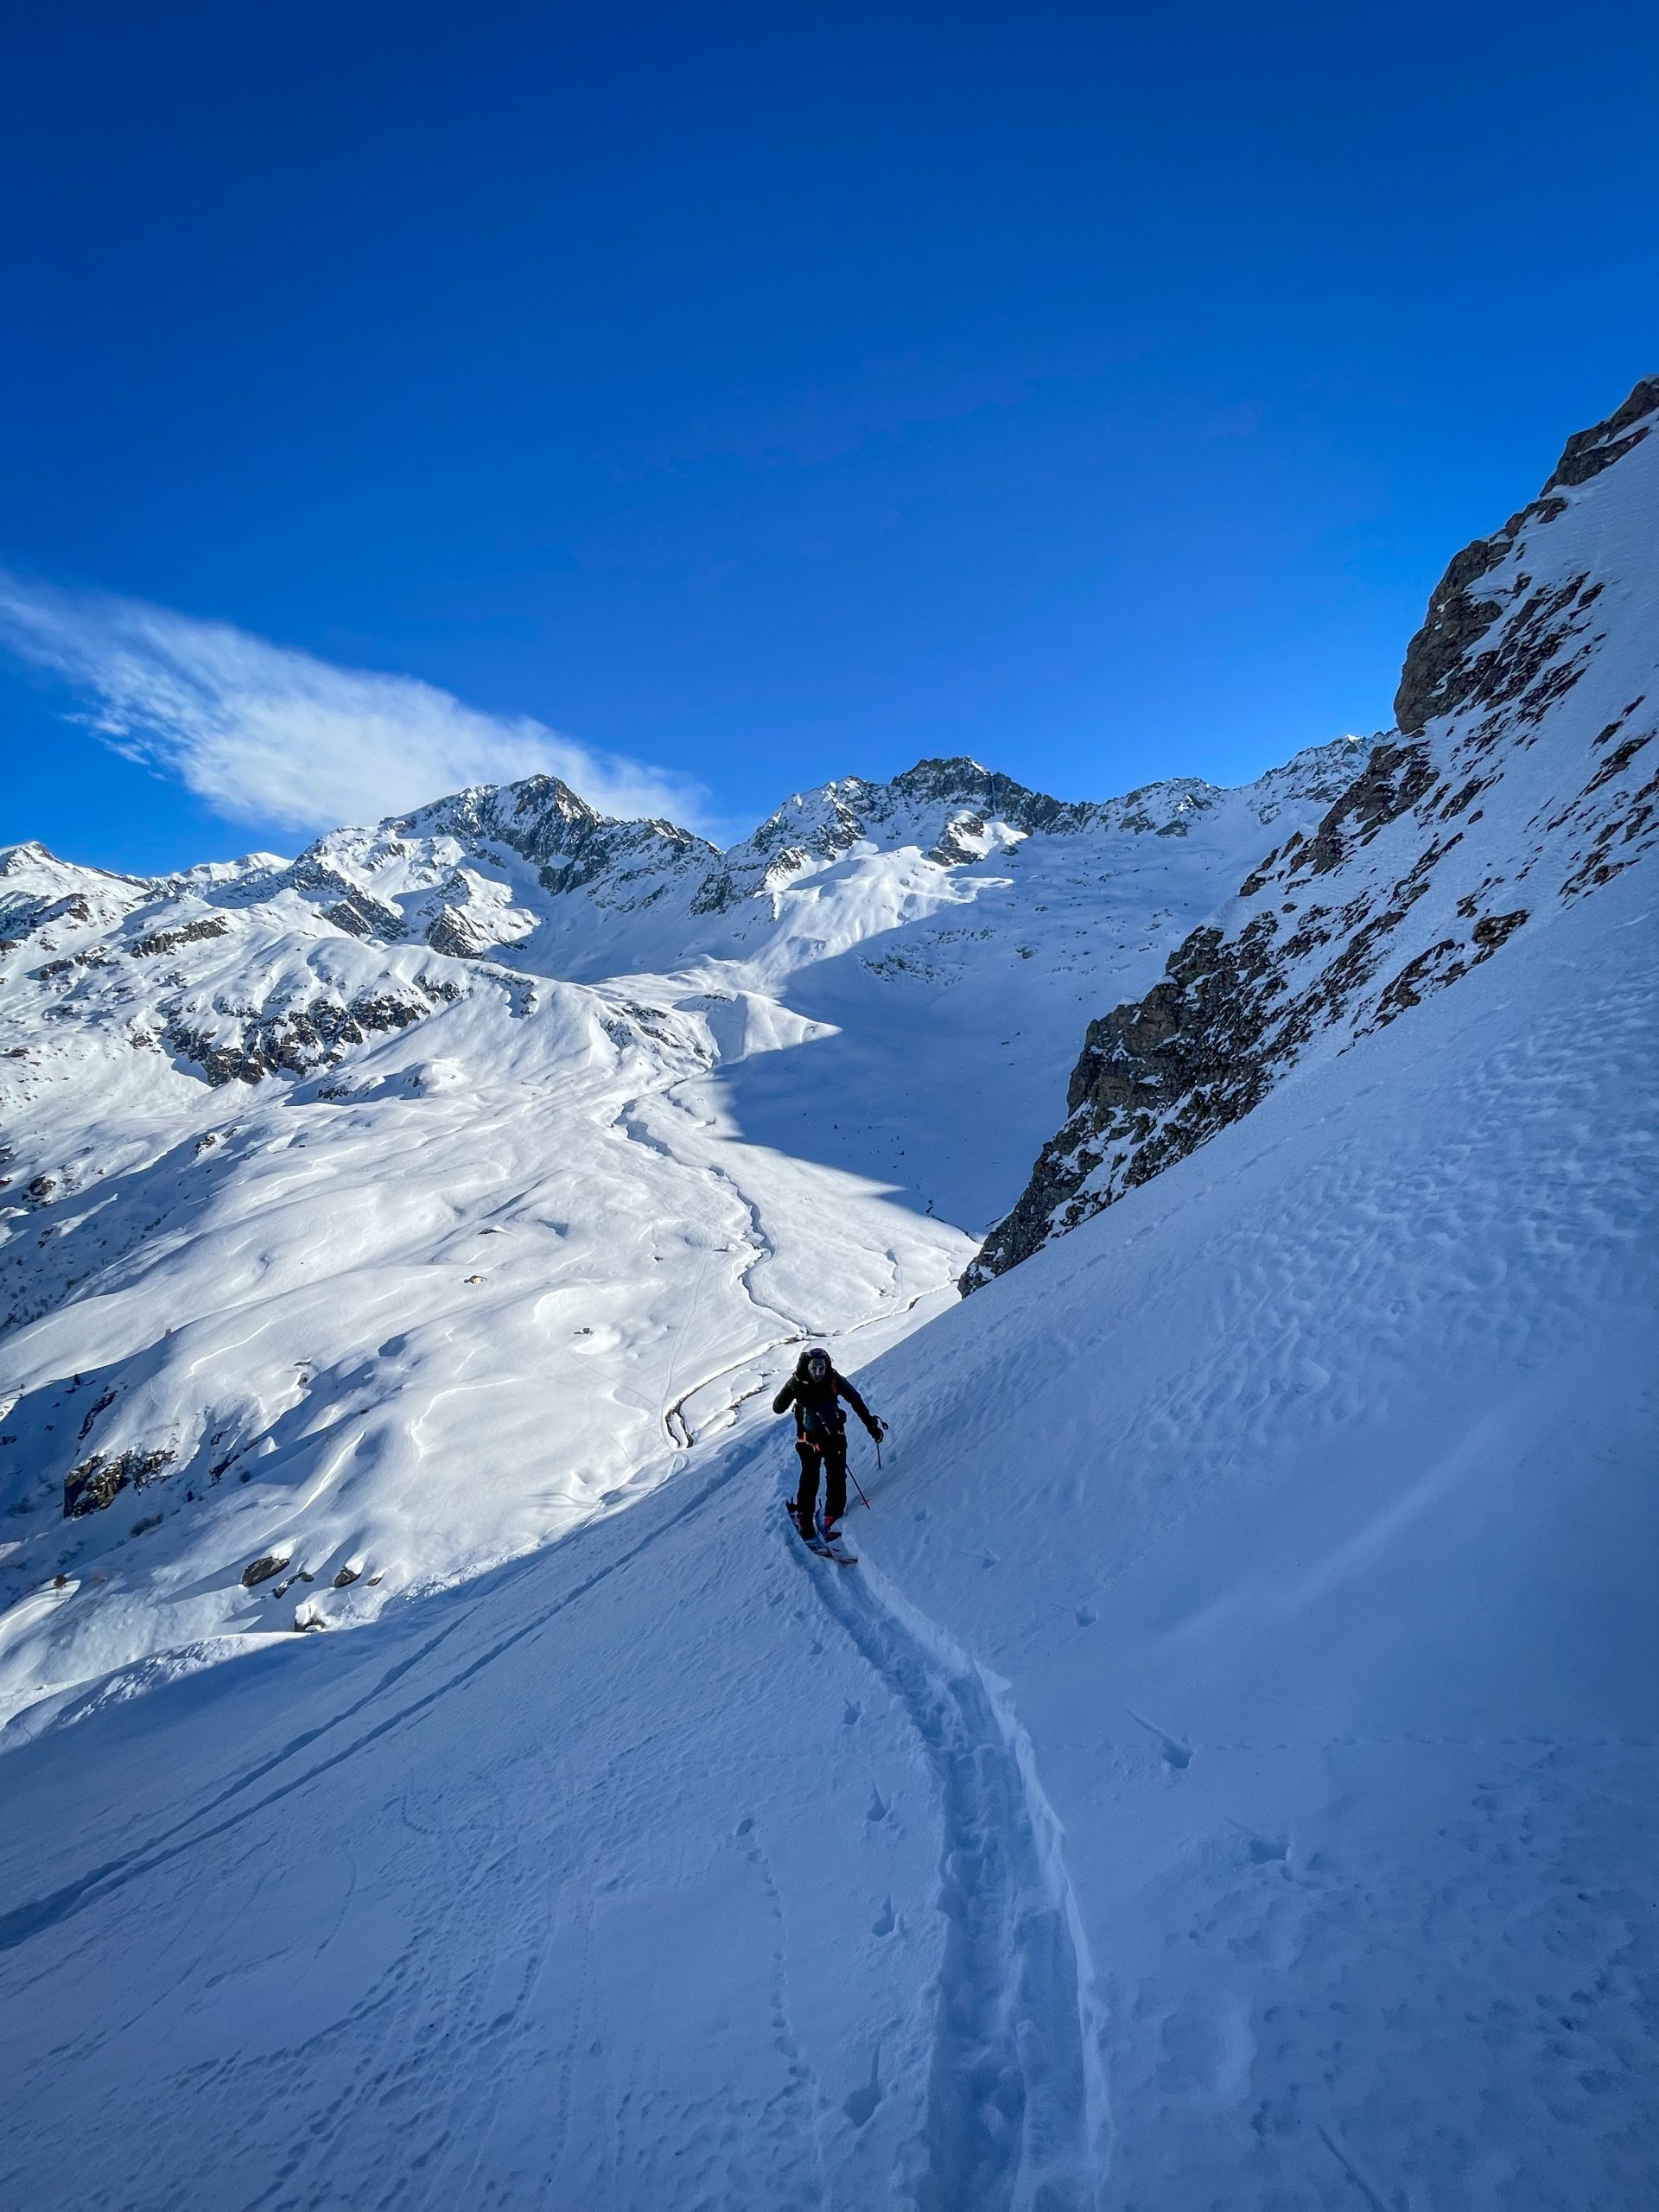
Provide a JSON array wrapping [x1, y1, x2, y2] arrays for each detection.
[[775, 1347, 886, 1561]]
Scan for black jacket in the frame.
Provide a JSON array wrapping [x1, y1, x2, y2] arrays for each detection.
[[772, 1356, 879, 1445]]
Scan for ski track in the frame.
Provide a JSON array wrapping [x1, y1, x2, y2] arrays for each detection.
[[609, 1088, 811, 1448], [106, 1425, 1117, 2210], [620, 1075, 943, 1451], [613, 1089, 806, 1332], [791, 1519, 1110, 2212]]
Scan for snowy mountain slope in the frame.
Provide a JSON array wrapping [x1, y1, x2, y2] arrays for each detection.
[[0, 791, 1650, 2212], [969, 374, 1659, 1284], [0, 741, 1363, 1726]]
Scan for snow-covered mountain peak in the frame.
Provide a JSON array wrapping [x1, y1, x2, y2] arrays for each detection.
[[0, 840, 151, 957], [709, 737, 1374, 900], [709, 755, 1057, 897], [385, 768, 717, 874]]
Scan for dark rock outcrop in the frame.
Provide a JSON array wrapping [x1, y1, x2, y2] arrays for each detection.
[[1291, 742, 1440, 877], [324, 890, 405, 941], [130, 916, 229, 959], [165, 990, 429, 1084], [1543, 375, 1659, 491], [64, 1447, 176, 1519], [1395, 377, 1656, 737], [966, 376, 1659, 1293], [424, 906, 486, 958]]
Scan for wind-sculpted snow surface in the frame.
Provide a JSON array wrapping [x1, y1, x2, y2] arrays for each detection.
[[2, 385, 1656, 2209], [0, 798, 1652, 2210], [0, 739, 1362, 1722], [967, 375, 1659, 1286]]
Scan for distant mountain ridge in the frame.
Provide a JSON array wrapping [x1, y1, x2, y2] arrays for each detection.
[[0, 735, 1370, 1052], [3, 736, 1370, 941]]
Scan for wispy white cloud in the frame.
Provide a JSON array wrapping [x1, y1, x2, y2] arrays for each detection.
[[0, 575, 715, 837]]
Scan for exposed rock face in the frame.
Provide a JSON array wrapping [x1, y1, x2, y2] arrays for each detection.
[[1394, 378, 1656, 738], [130, 916, 229, 959], [1544, 375, 1659, 490], [424, 906, 487, 959], [63, 1446, 176, 1519], [399, 775, 715, 904], [166, 990, 431, 1084], [1294, 742, 1440, 875], [967, 376, 1659, 1291], [323, 890, 405, 941]]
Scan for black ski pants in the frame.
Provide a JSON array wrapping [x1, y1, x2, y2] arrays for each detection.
[[795, 1428, 848, 1532]]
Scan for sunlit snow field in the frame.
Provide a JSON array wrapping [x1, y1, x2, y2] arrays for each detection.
[[3, 390, 1657, 2211], [0, 748, 1361, 1726], [1, 855, 1652, 2210]]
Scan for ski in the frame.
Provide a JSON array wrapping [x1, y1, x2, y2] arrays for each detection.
[[784, 1501, 857, 1564], [816, 1512, 859, 1567], [785, 1500, 830, 1554]]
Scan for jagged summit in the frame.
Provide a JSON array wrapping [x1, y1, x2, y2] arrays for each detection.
[[387, 771, 717, 869], [2, 734, 1381, 981], [1395, 374, 1659, 737], [739, 738, 1371, 861]]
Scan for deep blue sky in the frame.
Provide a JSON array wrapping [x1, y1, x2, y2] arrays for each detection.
[[3, 0, 1656, 872]]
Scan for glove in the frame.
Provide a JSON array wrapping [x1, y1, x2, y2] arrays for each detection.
[[865, 1414, 887, 1440]]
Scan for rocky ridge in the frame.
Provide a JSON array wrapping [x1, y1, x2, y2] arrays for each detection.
[[966, 375, 1659, 1288]]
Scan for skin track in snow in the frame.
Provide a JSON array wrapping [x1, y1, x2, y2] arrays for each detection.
[[798, 1549, 1109, 2211], [0, 385, 1654, 2210]]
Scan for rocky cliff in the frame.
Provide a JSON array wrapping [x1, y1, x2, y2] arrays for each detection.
[[965, 375, 1659, 1290]]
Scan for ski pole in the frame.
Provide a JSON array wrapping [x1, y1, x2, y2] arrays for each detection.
[[849, 1421, 886, 1511]]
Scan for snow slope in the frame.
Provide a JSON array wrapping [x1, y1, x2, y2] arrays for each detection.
[[0, 741, 1363, 1723], [0, 810, 1651, 2212], [1, 378, 1654, 2209]]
